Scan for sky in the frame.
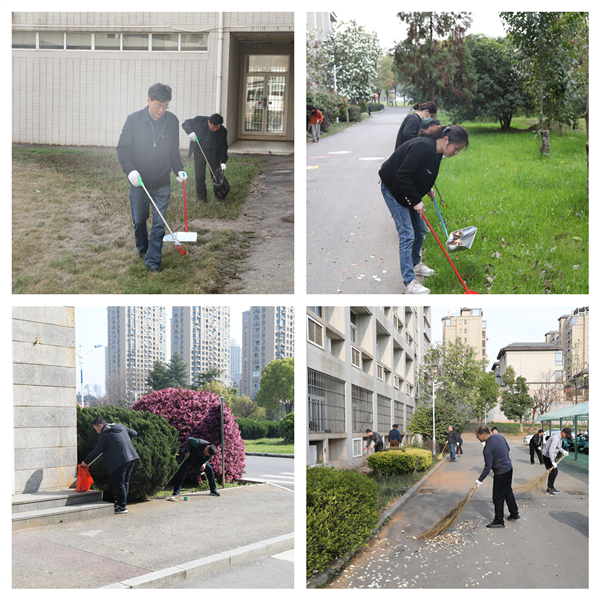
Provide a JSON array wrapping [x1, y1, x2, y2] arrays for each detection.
[[335, 9, 508, 53]]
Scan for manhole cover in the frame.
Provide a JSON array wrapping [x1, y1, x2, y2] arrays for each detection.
[[565, 490, 587, 496], [418, 488, 436, 494]]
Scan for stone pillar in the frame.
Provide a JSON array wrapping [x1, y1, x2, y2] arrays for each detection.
[[13, 307, 77, 494]]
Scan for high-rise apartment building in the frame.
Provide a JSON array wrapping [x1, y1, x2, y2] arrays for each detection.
[[547, 307, 589, 383], [307, 306, 431, 468], [241, 306, 295, 399], [171, 307, 231, 387], [441, 307, 487, 361], [106, 306, 166, 403], [230, 338, 242, 392]]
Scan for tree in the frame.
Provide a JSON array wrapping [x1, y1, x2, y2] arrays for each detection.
[[373, 55, 397, 103], [500, 12, 587, 154], [255, 358, 294, 415], [227, 395, 266, 421], [168, 352, 188, 388], [531, 369, 560, 425], [321, 20, 381, 103], [393, 12, 474, 104], [104, 371, 129, 407], [193, 367, 223, 389], [279, 411, 294, 443], [407, 403, 462, 444], [442, 35, 533, 131], [146, 360, 171, 391], [471, 371, 501, 424], [500, 366, 534, 432]]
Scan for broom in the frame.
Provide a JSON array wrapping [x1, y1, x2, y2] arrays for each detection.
[[513, 453, 565, 494], [416, 483, 478, 540], [438, 442, 448, 460]]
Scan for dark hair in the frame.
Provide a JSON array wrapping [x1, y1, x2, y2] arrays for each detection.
[[148, 83, 172, 102], [366, 429, 372, 434], [420, 124, 469, 148], [538, 429, 544, 434], [491, 426, 498, 432], [477, 425, 491, 435], [392, 424, 398, 428], [413, 101, 437, 115], [208, 113, 224, 126], [206, 444, 218, 456], [92, 417, 107, 426]]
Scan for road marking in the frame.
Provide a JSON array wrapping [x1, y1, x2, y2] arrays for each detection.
[[329, 151, 351, 154], [272, 549, 294, 562], [307, 166, 319, 169], [310, 156, 332, 159], [358, 157, 385, 160]]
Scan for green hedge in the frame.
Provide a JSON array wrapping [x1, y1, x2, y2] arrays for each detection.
[[279, 412, 294, 442], [367, 448, 433, 476], [306, 465, 379, 576], [369, 102, 384, 112], [236, 418, 268, 440], [257, 420, 280, 438], [77, 406, 179, 502]]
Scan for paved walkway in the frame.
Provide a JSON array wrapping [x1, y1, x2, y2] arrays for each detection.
[[328, 437, 588, 589], [13, 484, 293, 589]]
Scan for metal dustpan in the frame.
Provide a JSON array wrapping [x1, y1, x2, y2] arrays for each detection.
[[446, 226, 478, 253], [164, 179, 197, 243]]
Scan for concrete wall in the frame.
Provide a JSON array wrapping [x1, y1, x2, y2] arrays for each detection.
[[13, 307, 77, 493]]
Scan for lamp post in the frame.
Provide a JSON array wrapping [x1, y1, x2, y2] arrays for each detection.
[[77, 344, 103, 406], [219, 396, 225, 488], [332, 64, 345, 123], [431, 378, 447, 459]]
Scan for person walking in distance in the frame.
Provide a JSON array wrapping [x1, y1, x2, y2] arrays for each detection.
[[446, 425, 459, 462], [389, 424, 402, 448]]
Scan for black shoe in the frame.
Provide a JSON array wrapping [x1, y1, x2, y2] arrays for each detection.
[[507, 514, 520, 521], [486, 521, 505, 528], [210, 490, 220, 497], [197, 195, 207, 202], [546, 488, 557, 496], [146, 265, 161, 273], [115, 506, 128, 514], [139, 251, 146, 259], [551, 488, 561, 494]]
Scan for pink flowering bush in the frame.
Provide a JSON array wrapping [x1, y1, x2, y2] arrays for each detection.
[[133, 388, 245, 484]]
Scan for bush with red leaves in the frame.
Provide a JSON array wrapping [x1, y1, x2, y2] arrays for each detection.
[[133, 388, 245, 484]]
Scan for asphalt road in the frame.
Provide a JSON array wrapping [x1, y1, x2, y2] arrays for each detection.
[[307, 106, 416, 293], [327, 438, 588, 589], [168, 548, 294, 588], [244, 455, 294, 491]]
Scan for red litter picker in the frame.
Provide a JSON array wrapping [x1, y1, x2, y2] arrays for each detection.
[[422, 214, 480, 295], [164, 179, 198, 243]]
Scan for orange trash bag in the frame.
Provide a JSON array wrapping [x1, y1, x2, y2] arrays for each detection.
[[76, 464, 94, 492]]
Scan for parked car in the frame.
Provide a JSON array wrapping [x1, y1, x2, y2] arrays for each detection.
[[523, 429, 561, 445]]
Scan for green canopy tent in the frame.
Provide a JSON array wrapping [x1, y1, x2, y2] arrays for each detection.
[[534, 401, 589, 461]]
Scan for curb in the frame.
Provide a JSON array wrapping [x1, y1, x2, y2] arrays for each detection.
[[307, 457, 448, 588], [101, 532, 294, 589], [245, 452, 294, 458]]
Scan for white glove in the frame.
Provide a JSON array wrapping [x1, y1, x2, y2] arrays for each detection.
[[188, 132, 197, 141], [552, 462, 557, 469], [176, 171, 187, 183], [221, 163, 227, 172], [128, 170, 141, 186], [562, 450, 569, 457], [475, 480, 483, 488]]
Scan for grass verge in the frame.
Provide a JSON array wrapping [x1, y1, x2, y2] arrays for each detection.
[[244, 438, 294, 454], [12, 147, 264, 293]]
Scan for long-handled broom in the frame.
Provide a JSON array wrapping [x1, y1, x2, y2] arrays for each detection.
[[438, 442, 448, 460], [415, 483, 478, 540], [513, 454, 565, 494]]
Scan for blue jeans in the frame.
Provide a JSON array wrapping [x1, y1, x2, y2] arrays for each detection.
[[449, 443, 456, 461], [129, 183, 171, 269], [381, 181, 427, 286], [171, 459, 216, 495]]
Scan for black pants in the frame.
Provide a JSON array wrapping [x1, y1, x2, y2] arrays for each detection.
[[530, 445, 543, 464], [492, 468, 518, 524], [193, 146, 220, 200], [543, 455, 558, 489], [172, 458, 216, 495], [111, 460, 137, 508], [374, 442, 384, 452]]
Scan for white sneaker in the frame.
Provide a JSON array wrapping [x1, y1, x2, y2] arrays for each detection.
[[413, 262, 435, 277], [405, 279, 430, 294]]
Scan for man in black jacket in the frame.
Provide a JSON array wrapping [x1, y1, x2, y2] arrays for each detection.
[[117, 83, 186, 272], [365, 429, 384, 453], [182, 114, 228, 201], [81, 418, 139, 514], [167, 438, 220, 501], [529, 429, 544, 465]]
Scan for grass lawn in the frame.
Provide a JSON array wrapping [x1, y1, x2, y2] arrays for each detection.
[[244, 438, 294, 454], [421, 117, 588, 294], [12, 148, 265, 294]]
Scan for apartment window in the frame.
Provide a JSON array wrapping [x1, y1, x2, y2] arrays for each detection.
[[351, 346, 361, 368], [152, 33, 178, 51], [352, 438, 363, 458], [123, 33, 148, 50], [394, 375, 400, 389], [307, 317, 324, 348], [376, 363, 384, 381], [555, 351, 563, 366], [555, 370, 563, 382], [95, 33, 121, 50], [67, 32, 92, 50], [444, 319, 451, 326]]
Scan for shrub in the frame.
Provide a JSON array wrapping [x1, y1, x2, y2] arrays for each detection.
[[236, 418, 268, 440], [77, 406, 179, 502], [307, 88, 351, 124], [257, 420, 280, 438], [306, 465, 379, 576], [133, 388, 245, 484], [367, 448, 433, 476], [279, 412, 294, 442], [348, 105, 362, 122], [370, 102, 384, 112]]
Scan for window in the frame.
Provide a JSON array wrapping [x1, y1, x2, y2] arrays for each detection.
[[377, 363, 384, 381], [555, 351, 563, 366], [394, 375, 400, 389], [307, 317, 324, 348], [352, 438, 363, 458], [66, 32, 91, 50], [351, 347, 361, 368], [123, 33, 148, 51], [152, 34, 178, 51], [95, 33, 121, 50]]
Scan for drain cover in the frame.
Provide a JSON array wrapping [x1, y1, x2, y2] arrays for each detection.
[[565, 490, 587, 496], [418, 488, 436, 494]]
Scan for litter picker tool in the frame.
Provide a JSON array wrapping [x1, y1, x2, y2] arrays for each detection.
[[422, 214, 480, 294], [193, 135, 231, 201], [164, 179, 197, 243], [138, 177, 186, 255], [432, 184, 477, 253]]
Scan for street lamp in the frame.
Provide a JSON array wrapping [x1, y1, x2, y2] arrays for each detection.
[[77, 344, 103, 406], [332, 64, 345, 123], [431, 378, 447, 459]]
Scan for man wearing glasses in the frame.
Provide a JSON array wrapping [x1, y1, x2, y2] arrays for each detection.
[[117, 83, 187, 272]]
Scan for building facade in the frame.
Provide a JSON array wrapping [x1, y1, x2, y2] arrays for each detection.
[[105, 306, 167, 403], [12, 12, 294, 153], [240, 306, 295, 399], [441, 307, 487, 361], [230, 338, 242, 392], [307, 306, 431, 468], [171, 306, 231, 387]]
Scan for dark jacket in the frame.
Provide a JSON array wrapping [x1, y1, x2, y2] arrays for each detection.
[[478, 433, 512, 482], [185, 437, 214, 466], [394, 112, 422, 150], [182, 116, 228, 163], [116, 106, 184, 189], [366, 431, 383, 448], [84, 423, 139, 476], [529, 433, 543, 448], [379, 136, 443, 208], [389, 428, 402, 442], [446, 430, 459, 445]]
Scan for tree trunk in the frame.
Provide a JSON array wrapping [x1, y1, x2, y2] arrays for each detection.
[[540, 130, 551, 155], [557, 122, 563, 137]]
